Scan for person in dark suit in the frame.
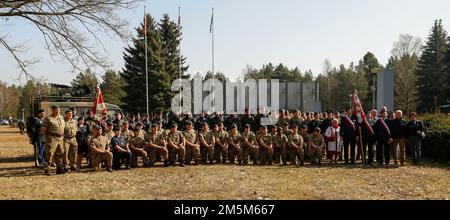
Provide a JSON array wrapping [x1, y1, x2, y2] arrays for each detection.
[[340, 108, 357, 164], [406, 112, 425, 165], [373, 109, 393, 166]]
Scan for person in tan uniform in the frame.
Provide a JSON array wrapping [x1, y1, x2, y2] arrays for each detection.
[[63, 110, 79, 172], [120, 121, 133, 143], [273, 127, 288, 165], [309, 127, 325, 165], [166, 123, 186, 167], [89, 126, 113, 172], [227, 124, 242, 165], [241, 124, 259, 165], [288, 124, 305, 166], [199, 122, 215, 164], [147, 123, 169, 167], [183, 121, 200, 165], [256, 126, 273, 165], [41, 105, 65, 176], [214, 123, 228, 164], [129, 127, 149, 168]]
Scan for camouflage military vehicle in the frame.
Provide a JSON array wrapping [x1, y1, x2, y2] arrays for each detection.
[[26, 83, 123, 167]]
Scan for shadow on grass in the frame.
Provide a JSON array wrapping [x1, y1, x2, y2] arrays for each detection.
[[0, 155, 34, 163]]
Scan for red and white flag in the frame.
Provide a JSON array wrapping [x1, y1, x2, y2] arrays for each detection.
[[143, 14, 147, 38], [92, 85, 107, 116], [352, 90, 374, 135]]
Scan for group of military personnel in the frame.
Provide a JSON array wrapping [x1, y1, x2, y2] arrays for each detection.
[[33, 106, 425, 176]]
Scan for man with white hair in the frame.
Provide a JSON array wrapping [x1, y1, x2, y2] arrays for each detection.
[[391, 110, 407, 165]]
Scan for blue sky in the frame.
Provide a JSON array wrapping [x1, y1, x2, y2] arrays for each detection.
[[1, 0, 450, 85]]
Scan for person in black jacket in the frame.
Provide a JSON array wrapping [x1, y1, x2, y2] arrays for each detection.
[[406, 112, 425, 165], [340, 108, 357, 164], [391, 110, 407, 165], [374, 109, 393, 166]]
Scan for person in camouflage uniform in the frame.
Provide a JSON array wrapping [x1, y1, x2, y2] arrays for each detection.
[[227, 124, 242, 164], [213, 123, 228, 164], [120, 121, 133, 143], [41, 105, 65, 176], [309, 127, 325, 165], [63, 110, 79, 171], [299, 124, 311, 160], [183, 121, 200, 165], [273, 127, 288, 165], [147, 123, 169, 167], [240, 108, 255, 132], [199, 123, 215, 164], [104, 121, 115, 145], [288, 125, 304, 166], [89, 126, 113, 172], [241, 124, 258, 165], [257, 126, 273, 165], [166, 123, 186, 167], [289, 110, 303, 128], [276, 110, 289, 128], [308, 112, 323, 135], [129, 127, 149, 168]]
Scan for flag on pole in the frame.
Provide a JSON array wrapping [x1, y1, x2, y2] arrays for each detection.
[[92, 85, 107, 116], [210, 9, 214, 33], [352, 90, 374, 135], [143, 14, 147, 37]]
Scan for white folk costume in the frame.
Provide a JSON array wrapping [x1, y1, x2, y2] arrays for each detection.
[[325, 126, 341, 156]]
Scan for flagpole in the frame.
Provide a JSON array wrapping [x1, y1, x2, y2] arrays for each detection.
[[144, 6, 149, 116], [211, 7, 215, 113], [178, 6, 182, 114]]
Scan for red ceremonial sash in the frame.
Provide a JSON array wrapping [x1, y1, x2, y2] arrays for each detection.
[[378, 118, 391, 136], [343, 115, 355, 131], [363, 119, 374, 136]]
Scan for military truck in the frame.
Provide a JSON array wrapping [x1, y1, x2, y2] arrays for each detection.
[[26, 83, 123, 168]]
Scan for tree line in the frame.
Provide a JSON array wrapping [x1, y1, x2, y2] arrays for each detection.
[[2, 18, 449, 119]]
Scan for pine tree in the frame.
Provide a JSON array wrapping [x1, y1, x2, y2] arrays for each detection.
[[121, 14, 168, 114], [158, 14, 189, 108], [416, 19, 449, 112], [100, 70, 125, 106], [71, 68, 99, 92]]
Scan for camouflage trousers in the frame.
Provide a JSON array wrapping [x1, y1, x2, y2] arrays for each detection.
[[44, 136, 64, 171], [147, 147, 169, 166], [185, 146, 200, 164], [200, 146, 214, 163], [228, 146, 242, 164], [273, 145, 287, 164], [90, 151, 112, 171], [131, 148, 148, 168], [308, 146, 322, 163], [63, 137, 78, 168], [241, 146, 259, 164], [214, 144, 228, 163], [259, 146, 274, 165], [289, 146, 304, 164], [168, 146, 185, 165]]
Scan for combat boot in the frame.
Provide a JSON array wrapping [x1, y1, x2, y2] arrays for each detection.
[[194, 160, 199, 166], [179, 162, 186, 167], [106, 167, 114, 172], [44, 169, 52, 176], [56, 166, 65, 175], [164, 160, 170, 167]]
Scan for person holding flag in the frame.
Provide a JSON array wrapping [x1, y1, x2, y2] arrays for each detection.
[[351, 90, 374, 164]]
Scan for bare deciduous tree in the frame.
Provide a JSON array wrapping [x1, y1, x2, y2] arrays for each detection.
[[0, 0, 143, 80]]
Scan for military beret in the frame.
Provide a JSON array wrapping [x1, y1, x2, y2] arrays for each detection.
[[244, 124, 250, 128], [260, 125, 267, 129], [133, 127, 140, 131], [113, 127, 120, 132], [201, 122, 209, 127], [185, 121, 193, 125], [171, 123, 178, 128], [106, 121, 113, 126], [283, 122, 289, 126], [137, 122, 144, 126], [94, 125, 102, 130], [151, 123, 158, 128], [301, 124, 308, 129], [77, 117, 85, 121], [122, 121, 129, 124], [51, 105, 59, 109], [65, 110, 73, 113], [315, 127, 321, 132], [37, 109, 45, 114], [231, 123, 237, 129]]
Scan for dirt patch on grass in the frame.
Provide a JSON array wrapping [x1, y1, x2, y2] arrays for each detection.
[[0, 126, 448, 200]]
